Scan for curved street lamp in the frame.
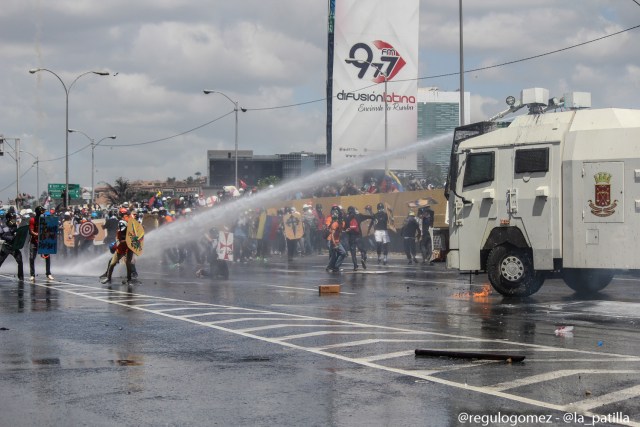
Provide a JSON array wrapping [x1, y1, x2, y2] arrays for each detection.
[[203, 90, 246, 188], [29, 68, 110, 207], [67, 128, 116, 209]]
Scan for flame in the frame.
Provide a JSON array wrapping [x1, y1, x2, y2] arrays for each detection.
[[473, 284, 492, 299], [452, 284, 492, 300]]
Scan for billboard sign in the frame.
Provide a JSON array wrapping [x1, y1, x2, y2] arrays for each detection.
[[330, 0, 419, 170]]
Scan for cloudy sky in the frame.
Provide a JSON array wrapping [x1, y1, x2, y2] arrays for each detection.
[[1, 0, 639, 204]]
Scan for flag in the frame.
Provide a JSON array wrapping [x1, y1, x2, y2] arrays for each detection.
[[386, 171, 405, 192], [239, 179, 247, 190]]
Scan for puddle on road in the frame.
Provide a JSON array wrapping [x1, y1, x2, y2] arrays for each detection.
[[31, 358, 60, 365], [27, 358, 143, 367], [237, 357, 271, 363]]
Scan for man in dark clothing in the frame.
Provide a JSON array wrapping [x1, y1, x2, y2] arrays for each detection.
[[401, 211, 421, 264], [419, 206, 435, 265], [103, 210, 119, 250], [0, 211, 24, 281], [344, 206, 372, 271]]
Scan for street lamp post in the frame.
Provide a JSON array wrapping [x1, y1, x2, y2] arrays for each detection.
[[203, 90, 245, 188], [67, 129, 116, 209], [29, 68, 110, 208]]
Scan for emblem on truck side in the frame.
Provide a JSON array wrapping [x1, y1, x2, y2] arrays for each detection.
[[588, 172, 618, 217]]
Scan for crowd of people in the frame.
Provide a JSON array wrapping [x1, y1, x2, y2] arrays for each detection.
[[0, 186, 438, 283]]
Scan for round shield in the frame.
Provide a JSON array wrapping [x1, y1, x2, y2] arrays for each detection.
[[79, 221, 97, 238]]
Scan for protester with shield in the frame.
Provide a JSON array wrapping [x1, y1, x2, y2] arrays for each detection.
[[0, 211, 25, 281], [28, 206, 53, 281]]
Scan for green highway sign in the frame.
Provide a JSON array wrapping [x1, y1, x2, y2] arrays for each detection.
[[48, 183, 80, 199]]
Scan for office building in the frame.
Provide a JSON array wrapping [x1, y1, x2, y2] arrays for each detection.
[[416, 87, 470, 183]]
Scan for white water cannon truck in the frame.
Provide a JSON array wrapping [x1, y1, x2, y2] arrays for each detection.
[[445, 88, 640, 297]]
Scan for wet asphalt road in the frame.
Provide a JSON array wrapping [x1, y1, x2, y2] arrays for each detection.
[[1, 253, 640, 427]]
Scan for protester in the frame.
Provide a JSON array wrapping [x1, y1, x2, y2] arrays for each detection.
[[28, 206, 53, 282], [400, 211, 420, 264], [325, 209, 346, 273], [100, 207, 137, 286], [344, 206, 371, 271], [301, 204, 315, 256], [419, 206, 435, 265], [368, 202, 391, 265], [0, 211, 25, 281]]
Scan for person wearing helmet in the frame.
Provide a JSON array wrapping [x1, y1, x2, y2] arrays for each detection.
[[0, 211, 25, 281], [325, 209, 346, 273], [400, 211, 421, 265], [418, 205, 435, 265], [70, 208, 85, 256], [103, 209, 119, 251], [367, 202, 390, 265], [343, 206, 372, 271], [28, 206, 53, 281], [100, 207, 137, 286]]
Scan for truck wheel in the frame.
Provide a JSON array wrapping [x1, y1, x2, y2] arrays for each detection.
[[562, 269, 613, 294], [486, 245, 544, 297]]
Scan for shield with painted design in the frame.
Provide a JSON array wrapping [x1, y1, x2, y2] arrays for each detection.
[[217, 231, 234, 261], [283, 212, 304, 240], [125, 219, 145, 256]]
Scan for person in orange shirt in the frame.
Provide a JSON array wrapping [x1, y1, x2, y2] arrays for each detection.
[[325, 210, 346, 273]]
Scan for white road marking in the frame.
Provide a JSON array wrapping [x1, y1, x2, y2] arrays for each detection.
[[571, 385, 640, 411], [312, 338, 472, 351], [154, 306, 220, 312], [357, 350, 415, 362], [277, 330, 418, 341], [207, 317, 319, 325], [3, 275, 639, 425], [489, 370, 640, 391], [181, 311, 271, 318], [413, 360, 498, 376], [236, 324, 371, 333]]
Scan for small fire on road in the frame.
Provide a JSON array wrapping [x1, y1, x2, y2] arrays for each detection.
[[452, 284, 492, 301]]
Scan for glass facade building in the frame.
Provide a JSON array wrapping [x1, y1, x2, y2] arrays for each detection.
[[416, 88, 470, 182]]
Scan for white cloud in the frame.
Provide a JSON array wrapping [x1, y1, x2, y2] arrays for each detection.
[[2, 0, 640, 204]]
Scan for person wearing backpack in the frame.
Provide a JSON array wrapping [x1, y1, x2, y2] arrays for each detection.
[[344, 206, 372, 271]]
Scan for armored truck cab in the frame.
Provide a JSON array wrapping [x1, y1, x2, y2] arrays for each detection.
[[446, 90, 640, 296]]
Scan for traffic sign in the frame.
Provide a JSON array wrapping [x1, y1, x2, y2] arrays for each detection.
[[48, 183, 80, 199]]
